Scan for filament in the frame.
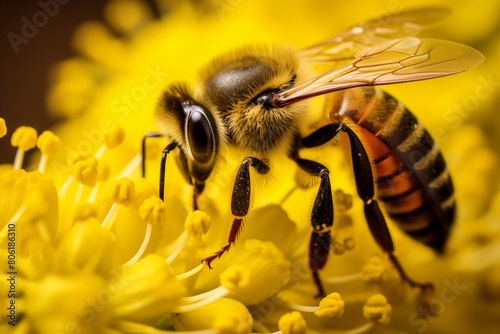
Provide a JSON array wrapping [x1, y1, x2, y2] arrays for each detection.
[[125, 224, 153, 265], [176, 264, 204, 280]]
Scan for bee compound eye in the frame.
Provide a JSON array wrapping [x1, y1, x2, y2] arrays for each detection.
[[186, 106, 216, 163], [254, 93, 274, 107]]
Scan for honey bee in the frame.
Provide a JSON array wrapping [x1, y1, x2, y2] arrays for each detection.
[[146, 7, 484, 297]]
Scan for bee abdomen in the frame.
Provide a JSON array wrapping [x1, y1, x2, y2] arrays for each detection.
[[336, 87, 454, 252]]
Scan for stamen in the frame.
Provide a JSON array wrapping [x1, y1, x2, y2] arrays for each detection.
[[94, 144, 106, 159], [72, 156, 99, 187], [125, 223, 152, 265], [73, 184, 85, 206], [176, 264, 204, 280], [0, 206, 25, 242], [11, 126, 38, 170], [92, 126, 125, 160], [110, 177, 136, 206], [166, 211, 211, 264], [58, 175, 74, 198], [363, 294, 391, 324], [282, 301, 318, 313], [315, 292, 344, 318], [323, 272, 362, 283], [104, 125, 125, 149], [165, 232, 189, 264], [88, 163, 110, 203], [184, 210, 211, 240], [183, 285, 229, 304], [123, 195, 164, 265], [279, 292, 345, 318], [101, 203, 119, 229], [0, 117, 6, 138], [115, 320, 217, 334], [278, 311, 307, 334], [36, 130, 61, 174], [176, 286, 230, 312], [117, 153, 142, 178], [361, 257, 386, 283]]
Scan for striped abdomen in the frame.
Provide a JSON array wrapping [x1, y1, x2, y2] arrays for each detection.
[[331, 87, 454, 252]]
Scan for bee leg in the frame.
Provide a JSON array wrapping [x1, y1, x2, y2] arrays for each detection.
[[203, 157, 270, 269], [310, 231, 331, 298], [294, 158, 334, 298], [341, 124, 434, 293], [141, 132, 164, 178], [159, 142, 178, 201]]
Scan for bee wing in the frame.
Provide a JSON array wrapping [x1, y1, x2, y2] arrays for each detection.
[[302, 7, 451, 63], [275, 38, 484, 107]]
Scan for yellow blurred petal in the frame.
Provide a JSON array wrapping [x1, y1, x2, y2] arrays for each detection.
[[172, 298, 252, 333]]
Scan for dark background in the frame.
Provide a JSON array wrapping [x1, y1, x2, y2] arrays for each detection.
[[0, 0, 105, 164]]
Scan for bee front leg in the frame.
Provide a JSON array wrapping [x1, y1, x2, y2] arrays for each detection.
[[141, 132, 164, 178], [159, 142, 178, 201], [202, 157, 270, 269], [295, 158, 334, 298]]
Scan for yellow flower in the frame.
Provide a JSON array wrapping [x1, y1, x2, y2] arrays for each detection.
[[1, 0, 500, 333]]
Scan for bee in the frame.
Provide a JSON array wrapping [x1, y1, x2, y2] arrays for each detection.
[[146, 7, 484, 297]]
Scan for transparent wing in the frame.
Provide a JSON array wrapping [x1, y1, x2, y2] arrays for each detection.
[[275, 38, 484, 107], [302, 7, 451, 63]]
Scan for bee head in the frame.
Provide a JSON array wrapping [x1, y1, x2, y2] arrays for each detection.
[[200, 45, 308, 154], [155, 84, 224, 183]]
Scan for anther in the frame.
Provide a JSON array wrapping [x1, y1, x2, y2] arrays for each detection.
[[363, 294, 392, 324]]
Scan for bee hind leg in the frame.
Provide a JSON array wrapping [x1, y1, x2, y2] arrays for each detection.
[[202, 157, 270, 268], [342, 123, 434, 293], [310, 231, 331, 298]]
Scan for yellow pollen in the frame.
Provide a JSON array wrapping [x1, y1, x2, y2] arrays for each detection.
[[332, 228, 355, 254], [0, 118, 6, 138], [67, 151, 92, 167], [184, 210, 211, 239], [11, 126, 37, 151], [315, 292, 345, 318], [362, 257, 386, 283], [139, 196, 166, 225], [37, 131, 61, 156], [214, 315, 252, 334], [72, 157, 98, 187], [133, 178, 157, 207], [278, 311, 307, 334], [220, 266, 250, 291], [104, 126, 125, 148], [363, 294, 392, 324], [334, 189, 353, 212], [110, 177, 136, 206]]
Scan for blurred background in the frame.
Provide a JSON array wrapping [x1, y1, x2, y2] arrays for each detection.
[[0, 0, 105, 163]]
